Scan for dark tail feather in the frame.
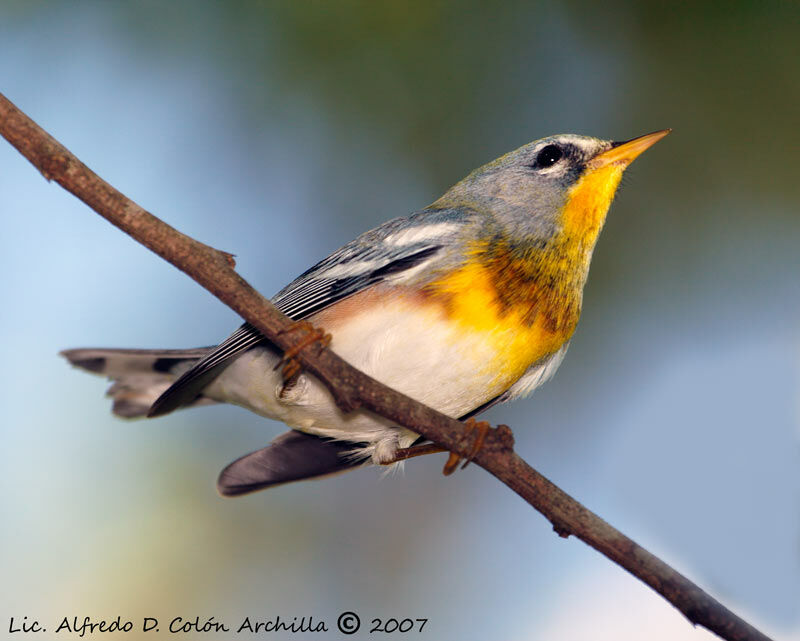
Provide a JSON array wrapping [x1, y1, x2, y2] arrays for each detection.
[[217, 431, 367, 496]]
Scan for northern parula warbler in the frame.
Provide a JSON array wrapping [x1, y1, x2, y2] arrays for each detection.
[[63, 130, 669, 495]]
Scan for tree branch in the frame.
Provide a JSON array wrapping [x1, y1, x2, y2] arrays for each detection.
[[0, 92, 773, 641]]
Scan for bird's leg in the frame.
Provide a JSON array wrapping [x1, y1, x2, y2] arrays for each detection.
[[382, 419, 492, 472], [273, 320, 332, 382], [381, 442, 447, 464], [442, 417, 491, 475]]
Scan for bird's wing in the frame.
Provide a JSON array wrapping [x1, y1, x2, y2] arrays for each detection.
[[148, 209, 472, 416]]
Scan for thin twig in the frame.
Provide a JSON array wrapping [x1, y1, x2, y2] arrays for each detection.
[[0, 92, 773, 641]]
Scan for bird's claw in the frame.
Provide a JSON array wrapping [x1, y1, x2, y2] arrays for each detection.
[[273, 320, 332, 382], [442, 418, 491, 475]]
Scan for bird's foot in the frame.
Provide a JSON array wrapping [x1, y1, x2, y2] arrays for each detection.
[[442, 418, 491, 476], [274, 320, 332, 382], [378, 420, 497, 473]]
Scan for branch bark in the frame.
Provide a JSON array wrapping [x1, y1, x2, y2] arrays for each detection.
[[0, 92, 773, 641]]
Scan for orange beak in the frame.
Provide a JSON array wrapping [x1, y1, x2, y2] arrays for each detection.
[[592, 129, 671, 168]]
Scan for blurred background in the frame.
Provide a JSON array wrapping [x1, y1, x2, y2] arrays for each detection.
[[1, 2, 798, 640]]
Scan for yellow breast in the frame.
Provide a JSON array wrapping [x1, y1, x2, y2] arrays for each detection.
[[423, 250, 578, 388]]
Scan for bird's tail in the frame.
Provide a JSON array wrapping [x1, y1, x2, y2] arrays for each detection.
[[60, 347, 216, 418]]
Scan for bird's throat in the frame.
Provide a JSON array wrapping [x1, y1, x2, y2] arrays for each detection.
[[560, 162, 624, 249]]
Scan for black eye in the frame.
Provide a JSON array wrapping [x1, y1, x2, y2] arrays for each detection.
[[533, 144, 563, 169]]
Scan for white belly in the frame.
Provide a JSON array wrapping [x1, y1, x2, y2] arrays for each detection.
[[205, 296, 503, 462]]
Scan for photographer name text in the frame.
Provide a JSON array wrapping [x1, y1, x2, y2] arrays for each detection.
[[8, 613, 429, 636]]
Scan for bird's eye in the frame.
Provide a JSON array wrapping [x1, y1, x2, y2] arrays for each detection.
[[533, 144, 563, 169]]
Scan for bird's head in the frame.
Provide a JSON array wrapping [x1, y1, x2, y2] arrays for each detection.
[[434, 130, 670, 250]]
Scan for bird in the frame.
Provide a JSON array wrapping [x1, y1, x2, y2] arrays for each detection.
[[62, 129, 670, 496]]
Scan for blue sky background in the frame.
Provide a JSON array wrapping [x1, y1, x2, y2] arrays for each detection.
[[1, 3, 798, 640]]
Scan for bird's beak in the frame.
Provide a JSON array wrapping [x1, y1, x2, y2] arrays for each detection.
[[592, 129, 671, 168]]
